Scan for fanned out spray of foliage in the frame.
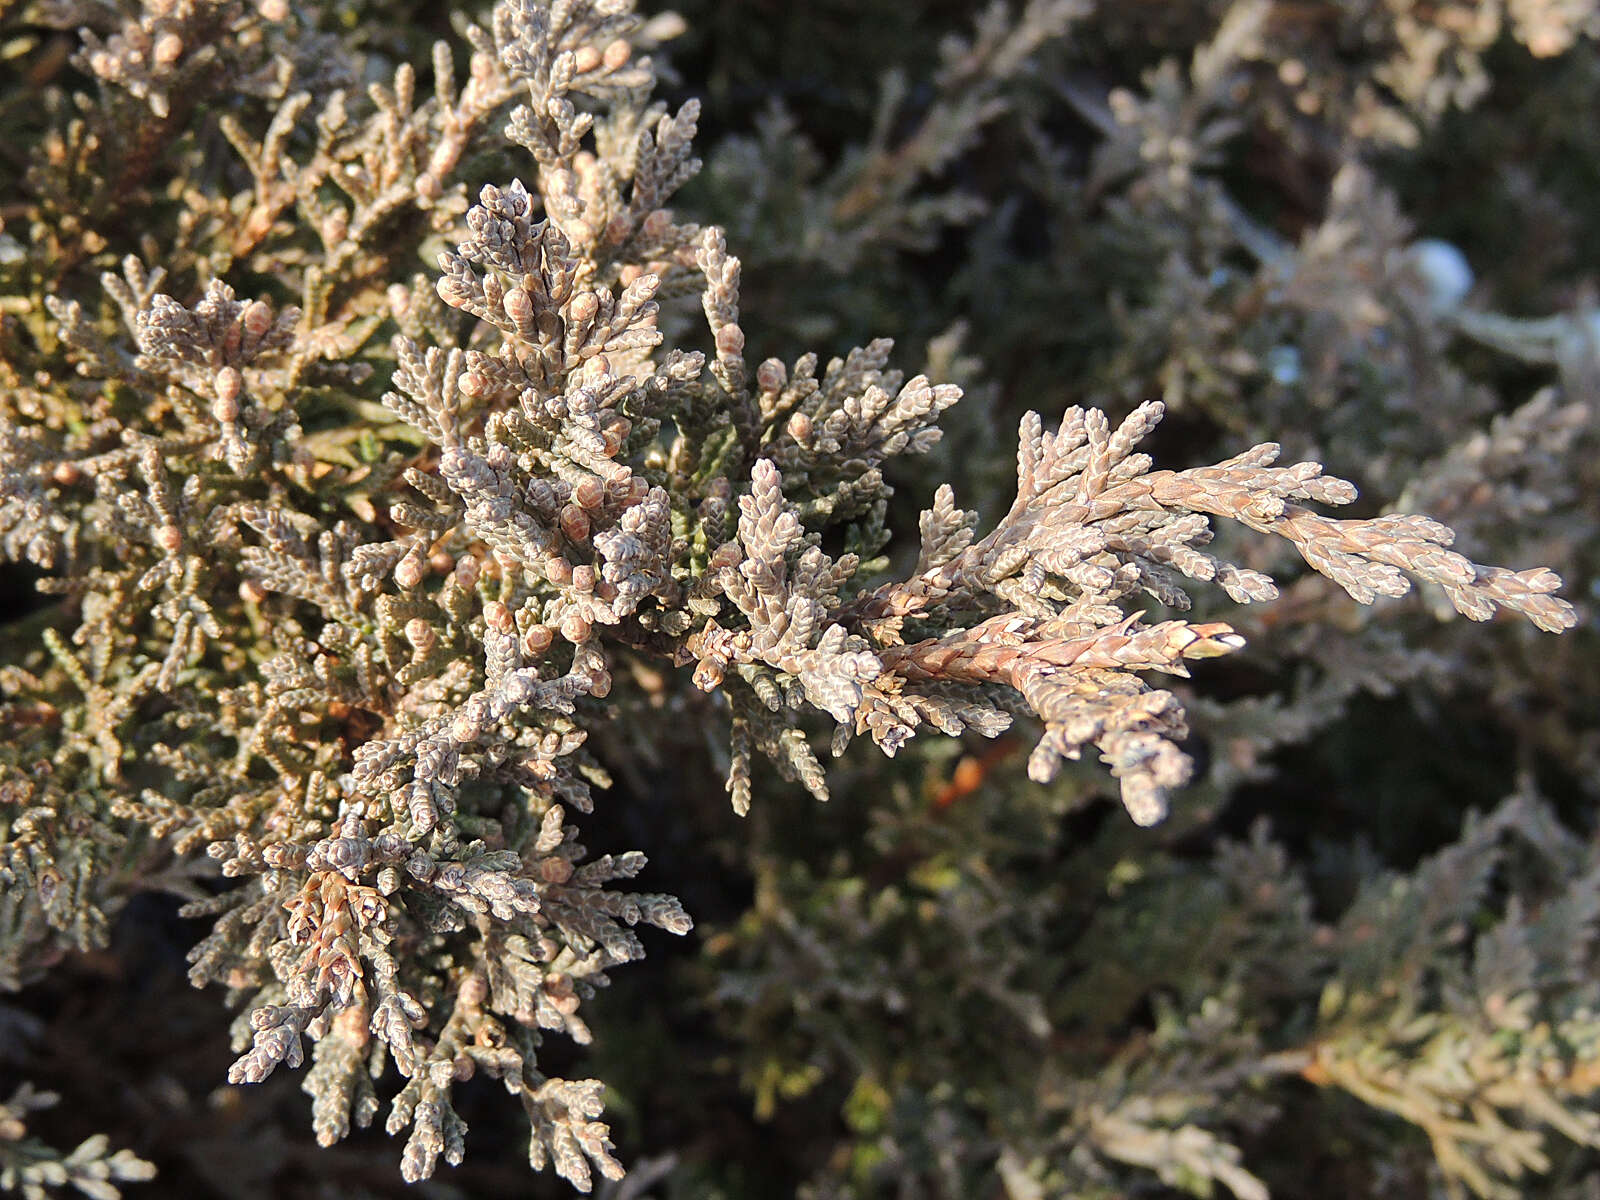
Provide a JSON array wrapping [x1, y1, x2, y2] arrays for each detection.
[[0, 0, 1597, 1197]]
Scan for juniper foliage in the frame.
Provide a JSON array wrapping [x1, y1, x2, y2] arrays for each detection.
[[0, 0, 1596, 1197]]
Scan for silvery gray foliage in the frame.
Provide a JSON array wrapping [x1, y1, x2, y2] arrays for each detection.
[[0, 0, 1587, 1194], [212, 0, 1575, 1177]]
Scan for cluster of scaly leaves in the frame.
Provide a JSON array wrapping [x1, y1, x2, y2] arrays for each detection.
[[0, 0, 1592, 1196]]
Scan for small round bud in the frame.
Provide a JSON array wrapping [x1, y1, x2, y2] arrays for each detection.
[[709, 542, 742, 570], [560, 612, 592, 643], [588, 668, 612, 698], [458, 974, 489, 1007], [602, 38, 632, 71], [484, 600, 514, 632], [756, 358, 786, 393], [568, 292, 599, 324], [504, 288, 534, 326], [395, 550, 426, 590], [523, 624, 554, 656], [239, 578, 268, 605], [715, 324, 745, 356], [51, 462, 81, 487], [574, 477, 605, 510], [241, 300, 273, 339], [560, 505, 590, 542], [214, 365, 242, 404], [571, 565, 595, 593], [573, 44, 602, 73], [259, 0, 289, 20], [386, 283, 410, 318], [539, 856, 574, 884], [404, 617, 435, 651], [430, 549, 454, 575], [786, 410, 813, 441], [459, 370, 489, 398], [153, 32, 183, 66], [604, 215, 631, 246], [545, 556, 573, 586], [454, 555, 481, 591], [619, 263, 644, 285], [594, 579, 618, 603], [155, 524, 183, 554]]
